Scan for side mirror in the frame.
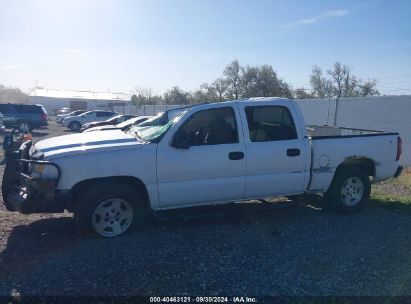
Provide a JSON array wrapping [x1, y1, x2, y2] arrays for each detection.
[[173, 131, 190, 149], [175, 139, 190, 149]]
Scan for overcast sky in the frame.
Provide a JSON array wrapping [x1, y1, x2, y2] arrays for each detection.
[[0, 0, 410, 95]]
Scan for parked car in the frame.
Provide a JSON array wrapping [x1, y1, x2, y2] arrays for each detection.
[[0, 103, 48, 132], [0, 112, 5, 134], [55, 107, 70, 116], [130, 107, 188, 130], [55, 110, 87, 124], [3, 98, 403, 238], [83, 116, 152, 133], [62, 110, 116, 132], [80, 114, 137, 132]]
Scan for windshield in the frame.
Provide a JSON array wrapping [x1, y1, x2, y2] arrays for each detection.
[[70, 110, 85, 116], [108, 115, 122, 122], [78, 111, 91, 117], [117, 117, 147, 128], [127, 110, 187, 142]]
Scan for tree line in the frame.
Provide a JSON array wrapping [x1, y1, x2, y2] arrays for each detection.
[[0, 60, 379, 106], [131, 60, 379, 105], [0, 85, 28, 103]]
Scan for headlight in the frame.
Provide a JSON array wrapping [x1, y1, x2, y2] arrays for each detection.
[[31, 164, 58, 179]]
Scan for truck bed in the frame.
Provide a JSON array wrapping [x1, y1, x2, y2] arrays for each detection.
[[307, 125, 398, 139], [307, 125, 400, 192]]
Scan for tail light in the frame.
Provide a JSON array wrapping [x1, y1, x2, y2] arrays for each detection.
[[41, 114, 48, 121], [396, 136, 402, 161]]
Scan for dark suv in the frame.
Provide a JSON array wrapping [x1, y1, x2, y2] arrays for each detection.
[[0, 103, 48, 132]]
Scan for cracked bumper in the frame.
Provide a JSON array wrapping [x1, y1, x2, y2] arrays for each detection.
[[2, 141, 69, 214]]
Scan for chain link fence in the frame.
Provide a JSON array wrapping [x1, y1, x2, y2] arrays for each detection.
[[113, 104, 185, 116], [296, 95, 410, 166]]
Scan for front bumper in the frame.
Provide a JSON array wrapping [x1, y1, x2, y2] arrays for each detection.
[[2, 141, 69, 214]]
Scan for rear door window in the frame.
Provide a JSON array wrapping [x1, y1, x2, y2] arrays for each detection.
[[97, 111, 114, 117], [245, 106, 298, 142]]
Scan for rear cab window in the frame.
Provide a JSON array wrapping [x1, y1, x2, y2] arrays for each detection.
[[245, 106, 298, 142]]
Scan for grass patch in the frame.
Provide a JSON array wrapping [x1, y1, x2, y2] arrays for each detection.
[[371, 194, 411, 205], [371, 193, 411, 212]]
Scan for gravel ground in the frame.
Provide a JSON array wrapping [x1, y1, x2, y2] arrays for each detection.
[[0, 121, 410, 297]]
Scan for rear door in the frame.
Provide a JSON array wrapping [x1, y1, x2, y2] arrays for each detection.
[[156, 105, 246, 208], [82, 111, 97, 123], [0, 104, 14, 125], [238, 102, 309, 198]]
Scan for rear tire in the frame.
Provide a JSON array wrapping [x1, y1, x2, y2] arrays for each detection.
[[324, 166, 371, 213], [73, 182, 148, 238], [69, 121, 81, 132], [18, 121, 32, 133]]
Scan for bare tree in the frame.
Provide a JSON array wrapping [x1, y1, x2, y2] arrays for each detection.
[[223, 59, 243, 99], [0, 84, 28, 103], [310, 66, 328, 98], [131, 86, 162, 105], [310, 63, 379, 99], [328, 62, 350, 98], [294, 87, 312, 99], [212, 78, 227, 101], [359, 79, 379, 97]]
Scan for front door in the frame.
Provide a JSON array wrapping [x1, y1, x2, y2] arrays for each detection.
[[156, 106, 246, 208]]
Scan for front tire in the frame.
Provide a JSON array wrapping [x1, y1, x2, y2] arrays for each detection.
[[68, 121, 81, 132], [325, 166, 371, 213], [73, 182, 148, 238]]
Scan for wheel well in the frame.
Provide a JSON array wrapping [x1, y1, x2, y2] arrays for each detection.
[[335, 157, 375, 177], [69, 120, 80, 126], [69, 176, 150, 211]]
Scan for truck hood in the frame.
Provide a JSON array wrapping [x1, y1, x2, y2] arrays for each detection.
[[32, 130, 144, 159], [83, 125, 119, 133]]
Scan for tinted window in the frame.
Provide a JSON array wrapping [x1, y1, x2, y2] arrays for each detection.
[[96, 111, 114, 117], [82, 112, 96, 117], [245, 106, 297, 142], [14, 104, 43, 113], [71, 110, 86, 115], [177, 107, 238, 146], [0, 104, 12, 113]]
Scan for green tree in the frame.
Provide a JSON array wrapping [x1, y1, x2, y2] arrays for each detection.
[[163, 86, 191, 104]]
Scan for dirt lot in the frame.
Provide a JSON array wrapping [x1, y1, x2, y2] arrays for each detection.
[[0, 121, 410, 297]]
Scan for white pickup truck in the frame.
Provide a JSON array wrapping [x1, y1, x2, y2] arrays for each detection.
[[2, 98, 403, 238]]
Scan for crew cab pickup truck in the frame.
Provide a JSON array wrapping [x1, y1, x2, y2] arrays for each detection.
[[2, 98, 403, 238]]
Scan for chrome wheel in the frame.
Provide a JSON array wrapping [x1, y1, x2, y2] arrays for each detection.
[[19, 122, 30, 132], [92, 198, 134, 237], [340, 177, 364, 206]]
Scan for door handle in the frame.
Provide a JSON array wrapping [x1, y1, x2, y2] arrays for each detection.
[[229, 151, 244, 160], [287, 148, 300, 157]]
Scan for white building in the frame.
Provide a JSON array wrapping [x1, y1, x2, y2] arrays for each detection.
[[28, 88, 131, 115]]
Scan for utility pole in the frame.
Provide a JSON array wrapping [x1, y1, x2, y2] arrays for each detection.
[[333, 97, 339, 126]]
